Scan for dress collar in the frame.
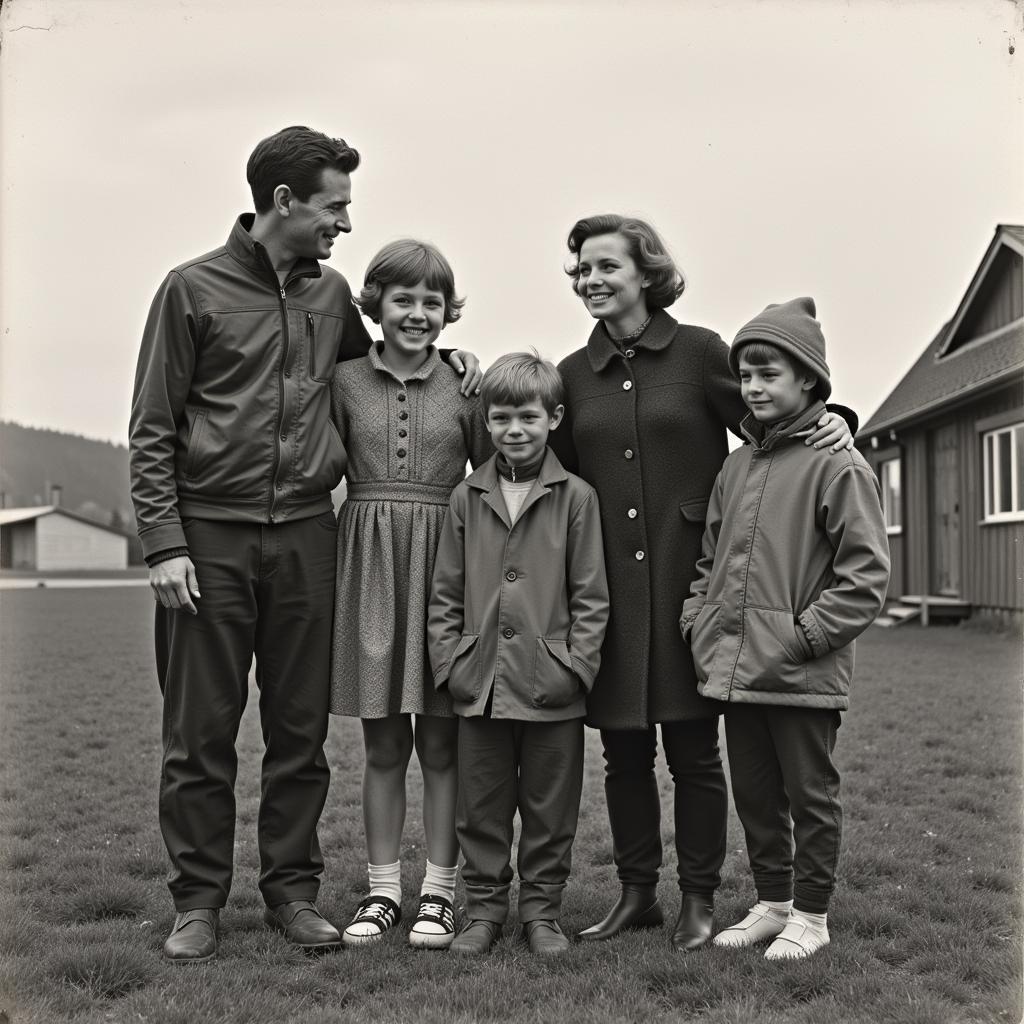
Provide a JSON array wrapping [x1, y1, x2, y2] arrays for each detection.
[[368, 341, 441, 384]]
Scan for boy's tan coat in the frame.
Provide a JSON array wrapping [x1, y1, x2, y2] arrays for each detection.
[[428, 448, 609, 721], [680, 401, 890, 709]]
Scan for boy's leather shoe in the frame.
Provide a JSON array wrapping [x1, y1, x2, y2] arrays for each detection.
[[264, 900, 341, 950], [577, 885, 663, 941], [163, 908, 219, 963], [524, 919, 570, 956], [671, 892, 714, 952], [451, 919, 502, 955]]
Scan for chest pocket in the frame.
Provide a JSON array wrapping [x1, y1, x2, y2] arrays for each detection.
[[305, 311, 342, 383]]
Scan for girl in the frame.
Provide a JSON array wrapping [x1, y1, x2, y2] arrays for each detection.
[[329, 239, 492, 949], [548, 214, 855, 952]]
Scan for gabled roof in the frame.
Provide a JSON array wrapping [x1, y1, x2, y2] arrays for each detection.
[[860, 224, 1024, 437], [0, 505, 128, 536]]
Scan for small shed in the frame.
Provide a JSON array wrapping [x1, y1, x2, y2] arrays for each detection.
[[856, 223, 1024, 625], [0, 506, 128, 571]]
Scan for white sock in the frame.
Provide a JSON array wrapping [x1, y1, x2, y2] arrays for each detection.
[[764, 899, 793, 914], [792, 908, 827, 929], [367, 860, 402, 905], [420, 860, 458, 903]]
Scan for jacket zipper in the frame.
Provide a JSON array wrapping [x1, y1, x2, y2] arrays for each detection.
[[268, 284, 290, 523]]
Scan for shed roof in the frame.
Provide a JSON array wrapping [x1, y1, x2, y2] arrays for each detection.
[[860, 224, 1024, 437], [0, 505, 128, 537]]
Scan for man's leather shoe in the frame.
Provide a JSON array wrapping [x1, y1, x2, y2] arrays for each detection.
[[451, 919, 502, 955], [671, 892, 714, 952], [577, 885, 663, 941], [524, 919, 570, 956], [163, 908, 219, 963], [264, 900, 341, 950]]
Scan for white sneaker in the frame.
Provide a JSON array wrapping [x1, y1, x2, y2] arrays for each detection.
[[764, 913, 830, 960], [713, 902, 790, 948]]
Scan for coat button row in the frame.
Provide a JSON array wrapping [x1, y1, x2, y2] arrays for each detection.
[[503, 627, 514, 638], [505, 570, 517, 582], [622, 380, 633, 391]]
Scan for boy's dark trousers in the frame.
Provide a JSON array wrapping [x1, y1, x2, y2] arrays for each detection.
[[456, 716, 585, 923], [154, 513, 338, 911], [724, 704, 842, 914]]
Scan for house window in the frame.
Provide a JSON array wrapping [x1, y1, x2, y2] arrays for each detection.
[[983, 423, 1024, 521], [879, 458, 902, 533]]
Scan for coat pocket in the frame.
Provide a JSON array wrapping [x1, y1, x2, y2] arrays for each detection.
[[688, 602, 722, 683], [184, 408, 209, 480], [738, 608, 807, 693], [679, 499, 709, 525], [446, 633, 481, 703], [532, 637, 583, 709], [306, 312, 338, 383]]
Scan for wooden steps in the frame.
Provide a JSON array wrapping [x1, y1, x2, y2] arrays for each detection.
[[874, 594, 972, 628]]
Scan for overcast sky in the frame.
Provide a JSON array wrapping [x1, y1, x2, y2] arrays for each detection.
[[1, 0, 1021, 445]]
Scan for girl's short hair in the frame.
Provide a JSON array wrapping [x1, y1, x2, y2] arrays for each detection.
[[480, 351, 564, 417], [564, 214, 686, 310], [357, 239, 465, 324]]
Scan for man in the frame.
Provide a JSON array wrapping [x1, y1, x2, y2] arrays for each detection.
[[129, 126, 480, 963]]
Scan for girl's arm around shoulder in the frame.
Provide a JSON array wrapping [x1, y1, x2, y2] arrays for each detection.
[[460, 391, 495, 468], [565, 485, 609, 691]]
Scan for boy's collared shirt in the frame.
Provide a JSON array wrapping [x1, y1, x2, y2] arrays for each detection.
[[427, 447, 609, 721], [680, 400, 890, 710]]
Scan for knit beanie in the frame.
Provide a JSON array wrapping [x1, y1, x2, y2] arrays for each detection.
[[729, 296, 831, 400]]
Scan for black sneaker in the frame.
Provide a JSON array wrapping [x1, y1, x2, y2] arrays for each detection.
[[408, 893, 456, 949], [341, 894, 402, 947]]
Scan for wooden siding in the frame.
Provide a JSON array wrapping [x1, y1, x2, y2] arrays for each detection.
[[35, 513, 127, 571], [859, 444, 905, 598], [949, 247, 1024, 349], [893, 382, 1023, 611]]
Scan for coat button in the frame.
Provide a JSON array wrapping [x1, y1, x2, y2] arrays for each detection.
[[625, 348, 636, 358], [624, 449, 634, 459], [622, 380, 633, 390], [399, 411, 409, 420], [397, 448, 407, 458], [627, 508, 638, 518], [505, 570, 517, 582], [503, 627, 514, 639], [635, 550, 645, 560], [397, 392, 407, 402]]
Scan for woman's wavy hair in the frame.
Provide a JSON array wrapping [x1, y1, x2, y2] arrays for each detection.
[[357, 239, 465, 325], [564, 214, 686, 310]]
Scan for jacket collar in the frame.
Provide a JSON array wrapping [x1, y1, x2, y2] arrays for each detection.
[[586, 308, 678, 372], [466, 447, 568, 530], [368, 341, 440, 383], [225, 214, 324, 288], [740, 400, 828, 451]]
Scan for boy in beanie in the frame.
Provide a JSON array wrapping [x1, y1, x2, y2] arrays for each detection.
[[679, 297, 889, 959]]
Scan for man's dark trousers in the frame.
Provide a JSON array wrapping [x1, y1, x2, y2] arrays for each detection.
[[155, 512, 337, 911]]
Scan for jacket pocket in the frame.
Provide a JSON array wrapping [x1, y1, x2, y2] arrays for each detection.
[[184, 409, 209, 480], [739, 608, 807, 693], [679, 499, 709, 525], [446, 633, 481, 703], [306, 312, 337, 383], [532, 637, 583, 709], [688, 602, 722, 683]]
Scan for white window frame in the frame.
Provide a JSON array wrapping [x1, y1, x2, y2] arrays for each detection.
[[982, 422, 1024, 523], [879, 458, 902, 535]]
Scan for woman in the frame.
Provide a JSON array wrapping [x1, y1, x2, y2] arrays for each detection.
[[548, 214, 853, 951]]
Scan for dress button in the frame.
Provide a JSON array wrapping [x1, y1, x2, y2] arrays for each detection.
[[503, 627, 514, 639], [625, 349, 636, 359], [624, 449, 634, 459], [627, 508, 638, 519], [397, 392, 407, 402], [281, 434, 287, 442], [398, 428, 408, 438], [284, 371, 291, 379], [623, 380, 633, 391], [397, 448, 407, 458], [505, 570, 517, 582], [635, 550, 645, 561], [399, 411, 409, 420]]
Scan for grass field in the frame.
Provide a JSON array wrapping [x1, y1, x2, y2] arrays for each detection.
[[0, 587, 1020, 1024]]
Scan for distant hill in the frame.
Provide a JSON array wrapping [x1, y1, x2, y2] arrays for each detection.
[[0, 422, 140, 559]]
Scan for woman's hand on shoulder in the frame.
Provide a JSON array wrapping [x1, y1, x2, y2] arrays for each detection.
[[804, 411, 853, 452]]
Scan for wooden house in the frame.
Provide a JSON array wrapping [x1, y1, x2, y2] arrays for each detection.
[[856, 224, 1023, 626], [0, 505, 128, 571]]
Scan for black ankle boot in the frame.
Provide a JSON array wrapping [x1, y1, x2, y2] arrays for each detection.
[[577, 885, 663, 942], [671, 892, 714, 952]]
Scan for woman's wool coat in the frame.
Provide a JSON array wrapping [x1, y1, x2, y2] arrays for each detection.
[[551, 309, 747, 728]]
